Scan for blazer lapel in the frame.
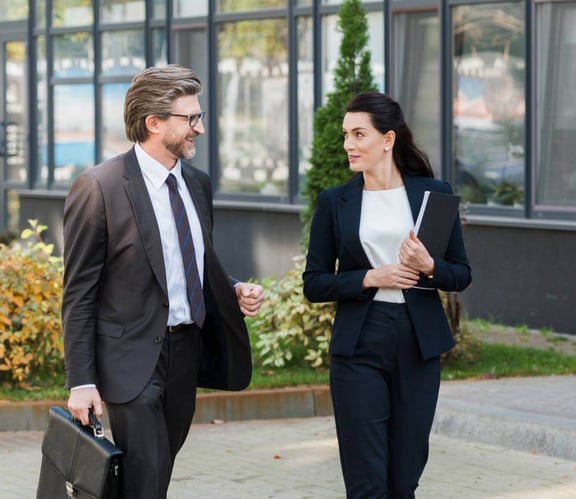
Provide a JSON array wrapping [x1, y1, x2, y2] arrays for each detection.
[[122, 148, 168, 294], [337, 175, 372, 269]]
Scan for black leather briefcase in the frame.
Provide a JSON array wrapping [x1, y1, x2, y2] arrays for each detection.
[[36, 406, 123, 498]]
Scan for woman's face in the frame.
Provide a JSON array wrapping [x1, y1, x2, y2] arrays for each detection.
[[342, 111, 389, 174]]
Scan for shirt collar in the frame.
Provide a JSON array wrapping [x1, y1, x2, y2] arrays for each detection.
[[134, 143, 183, 190]]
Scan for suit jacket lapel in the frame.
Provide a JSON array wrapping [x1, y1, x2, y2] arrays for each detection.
[[122, 147, 168, 294], [337, 175, 372, 269]]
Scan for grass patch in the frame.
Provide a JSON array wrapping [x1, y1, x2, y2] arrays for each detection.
[[2, 341, 576, 402], [442, 343, 576, 380]]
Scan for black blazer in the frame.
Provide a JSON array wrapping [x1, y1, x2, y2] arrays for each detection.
[[62, 147, 251, 404], [303, 174, 471, 360]]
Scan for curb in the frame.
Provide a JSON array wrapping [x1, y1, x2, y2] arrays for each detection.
[[0, 385, 333, 432], [2, 383, 576, 462], [433, 397, 576, 461]]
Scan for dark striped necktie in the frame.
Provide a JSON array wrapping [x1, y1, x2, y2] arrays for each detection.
[[166, 173, 206, 328]]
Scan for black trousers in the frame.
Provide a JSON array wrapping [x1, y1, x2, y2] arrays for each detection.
[[106, 325, 203, 499], [330, 302, 441, 499]]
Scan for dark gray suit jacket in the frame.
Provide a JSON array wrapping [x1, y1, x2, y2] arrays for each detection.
[[62, 147, 251, 404], [303, 173, 472, 360]]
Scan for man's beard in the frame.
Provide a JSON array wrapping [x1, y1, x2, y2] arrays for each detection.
[[163, 136, 196, 160]]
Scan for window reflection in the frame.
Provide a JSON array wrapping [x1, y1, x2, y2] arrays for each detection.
[[36, 36, 49, 189], [173, 0, 208, 17], [217, 18, 289, 196], [52, 84, 95, 184], [101, 30, 145, 76], [100, 0, 145, 23], [0, 1, 28, 21], [535, 3, 576, 207], [393, 11, 440, 174], [53, 33, 94, 78], [102, 83, 132, 160], [217, 0, 284, 12], [52, 0, 92, 27], [297, 16, 314, 196], [4, 41, 27, 184], [452, 3, 525, 207]]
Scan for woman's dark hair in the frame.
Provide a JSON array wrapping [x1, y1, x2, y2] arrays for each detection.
[[345, 92, 434, 178]]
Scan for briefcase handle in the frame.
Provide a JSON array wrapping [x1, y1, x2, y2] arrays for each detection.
[[87, 411, 105, 439]]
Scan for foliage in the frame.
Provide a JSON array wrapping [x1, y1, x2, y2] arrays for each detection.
[[0, 220, 64, 387], [300, 0, 378, 246], [440, 291, 481, 366], [251, 257, 334, 369]]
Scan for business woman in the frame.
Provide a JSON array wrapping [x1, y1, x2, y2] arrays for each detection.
[[303, 92, 471, 498]]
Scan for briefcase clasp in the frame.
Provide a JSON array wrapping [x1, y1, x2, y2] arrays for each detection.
[[65, 481, 76, 498]]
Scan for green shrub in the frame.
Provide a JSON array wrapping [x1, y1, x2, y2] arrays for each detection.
[[251, 257, 334, 369], [0, 220, 64, 386]]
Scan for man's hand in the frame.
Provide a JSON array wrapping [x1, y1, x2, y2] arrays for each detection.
[[67, 387, 103, 426], [235, 282, 264, 317]]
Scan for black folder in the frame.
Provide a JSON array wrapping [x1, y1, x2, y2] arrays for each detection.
[[414, 191, 461, 258]]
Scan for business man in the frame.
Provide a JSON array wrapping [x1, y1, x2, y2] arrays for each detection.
[[62, 65, 264, 499]]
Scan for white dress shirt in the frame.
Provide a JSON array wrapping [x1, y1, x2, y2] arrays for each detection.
[[359, 186, 414, 303], [135, 143, 205, 326]]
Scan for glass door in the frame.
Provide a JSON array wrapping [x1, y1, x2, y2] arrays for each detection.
[[0, 30, 27, 237]]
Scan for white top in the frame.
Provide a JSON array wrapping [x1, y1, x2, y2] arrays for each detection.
[[135, 143, 205, 326], [359, 186, 414, 303]]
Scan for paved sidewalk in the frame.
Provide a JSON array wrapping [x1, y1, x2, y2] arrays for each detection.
[[2, 375, 576, 498], [1, 417, 576, 498]]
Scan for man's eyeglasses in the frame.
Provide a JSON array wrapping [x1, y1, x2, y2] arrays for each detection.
[[167, 111, 206, 128]]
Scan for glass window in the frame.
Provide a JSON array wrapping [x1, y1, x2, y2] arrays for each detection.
[[367, 11, 384, 91], [102, 83, 132, 160], [36, 0, 46, 28], [100, 0, 145, 23], [0, 0, 28, 21], [101, 30, 145, 76], [153, 29, 168, 67], [393, 10, 440, 173], [321, 14, 340, 101], [452, 2, 525, 208], [153, 0, 166, 20], [173, 0, 208, 17], [53, 84, 95, 184], [53, 33, 94, 79], [36, 36, 48, 189], [174, 29, 209, 172], [53, 0, 92, 27], [217, 0, 284, 12], [535, 3, 576, 209], [296, 0, 312, 5], [297, 16, 314, 196], [3, 41, 26, 184], [217, 18, 289, 196]]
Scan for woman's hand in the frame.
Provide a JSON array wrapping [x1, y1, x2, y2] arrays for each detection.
[[399, 230, 435, 276], [362, 263, 420, 289]]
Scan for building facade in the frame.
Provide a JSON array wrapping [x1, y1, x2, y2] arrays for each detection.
[[0, 0, 575, 333]]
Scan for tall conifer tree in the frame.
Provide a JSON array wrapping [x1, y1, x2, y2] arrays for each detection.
[[301, 0, 378, 242]]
